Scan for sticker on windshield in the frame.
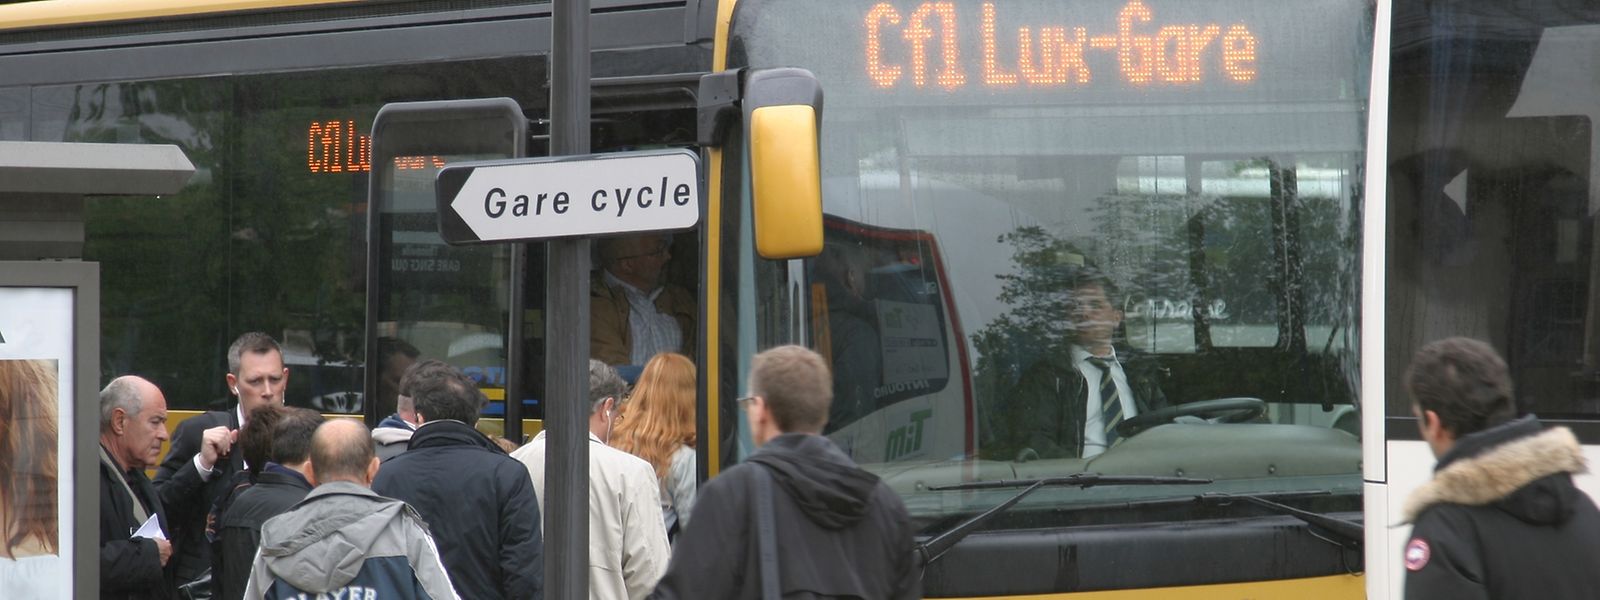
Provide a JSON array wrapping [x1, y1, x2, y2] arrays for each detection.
[[1404, 538, 1431, 571]]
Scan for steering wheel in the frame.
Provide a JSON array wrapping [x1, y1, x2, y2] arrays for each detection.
[[1115, 397, 1267, 437]]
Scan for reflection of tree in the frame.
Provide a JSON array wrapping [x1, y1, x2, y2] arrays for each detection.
[[74, 76, 370, 408], [969, 225, 1084, 454], [971, 166, 1358, 448]]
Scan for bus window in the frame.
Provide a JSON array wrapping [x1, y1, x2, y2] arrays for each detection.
[[1388, 4, 1600, 424], [732, 4, 1368, 592], [809, 222, 954, 438], [41, 59, 542, 413]]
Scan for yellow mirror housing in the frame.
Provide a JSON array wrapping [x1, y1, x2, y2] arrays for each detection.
[[750, 104, 823, 259]]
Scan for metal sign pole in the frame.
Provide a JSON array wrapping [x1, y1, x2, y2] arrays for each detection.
[[547, 0, 590, 597]]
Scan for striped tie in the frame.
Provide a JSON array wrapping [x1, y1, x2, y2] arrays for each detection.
[[1088, 357, 1123, 447]]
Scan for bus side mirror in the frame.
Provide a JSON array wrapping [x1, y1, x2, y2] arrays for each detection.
[[699, 68, 824, 259]]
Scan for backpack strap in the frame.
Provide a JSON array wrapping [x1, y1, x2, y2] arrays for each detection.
[[749, 463, 780, 600]]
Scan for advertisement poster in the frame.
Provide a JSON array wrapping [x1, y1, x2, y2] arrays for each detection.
[[0, 287, 74, 598]]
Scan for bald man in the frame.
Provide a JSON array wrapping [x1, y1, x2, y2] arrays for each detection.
[[98, 376, 231, 600], [244, 420, 459, 600]]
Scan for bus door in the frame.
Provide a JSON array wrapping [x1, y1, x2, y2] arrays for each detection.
[[366, 83, 705, 438]]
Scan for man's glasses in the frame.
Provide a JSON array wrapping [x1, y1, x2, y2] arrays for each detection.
[[616, 243, 669, 261], [737, 395, 759, 411]]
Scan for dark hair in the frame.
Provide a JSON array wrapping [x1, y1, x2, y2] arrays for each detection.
[[375, 337, 421, 417], [748, 345, 832, 433], [399, 358, 452, 398], [377, 336, 421, 367], [271, 408, 325, 466], [310, 420, 375, 483], [1071, 267, 1120, 304], [240, 404, 288, 480], [407, 360, 486, 425], [228, 332, 282, 376], [1405, 337, 1518, 436]]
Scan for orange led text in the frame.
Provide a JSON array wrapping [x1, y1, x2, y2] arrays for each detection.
[[864, 0, 1258, 90]]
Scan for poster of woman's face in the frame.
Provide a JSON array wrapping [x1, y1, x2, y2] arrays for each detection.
[[0, 359, 59, 559], [0, 284, 75, 598]]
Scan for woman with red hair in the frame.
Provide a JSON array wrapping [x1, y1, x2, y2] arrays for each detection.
[[609, 352, 697, 540]]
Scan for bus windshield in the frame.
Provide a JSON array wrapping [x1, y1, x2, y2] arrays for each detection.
[[731, 0, 1371, 526]]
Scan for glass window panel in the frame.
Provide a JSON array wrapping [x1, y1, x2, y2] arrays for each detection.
[[38, 58, 543, 412], [1387, 1, 1600, 419], [0, 87, 25, 140], [735, 0, 1369, 527]]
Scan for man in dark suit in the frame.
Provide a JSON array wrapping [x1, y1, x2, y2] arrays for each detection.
[[99, 376, 230, 600], [155, 332, 286, 586], [1011, 272, 1168, 459]]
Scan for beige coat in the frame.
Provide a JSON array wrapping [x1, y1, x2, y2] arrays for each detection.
[[510, 431, 671, 600]]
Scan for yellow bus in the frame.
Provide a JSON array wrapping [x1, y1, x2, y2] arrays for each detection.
[[0, 0, 1374, 597]]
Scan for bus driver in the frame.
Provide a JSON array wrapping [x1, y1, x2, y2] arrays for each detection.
[[1011, 270, 1168, 459]]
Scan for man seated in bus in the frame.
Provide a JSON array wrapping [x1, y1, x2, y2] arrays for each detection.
[[1010, 270, 1167, 459], [592, 234, 696, 369]]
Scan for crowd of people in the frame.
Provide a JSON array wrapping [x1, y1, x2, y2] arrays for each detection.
[[33, 224, 1600, 600], [94, 331, 922, 600]]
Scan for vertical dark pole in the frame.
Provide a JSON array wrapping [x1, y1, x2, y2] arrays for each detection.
[[548, 0, 591, 598], [507, 243, 525, 443]]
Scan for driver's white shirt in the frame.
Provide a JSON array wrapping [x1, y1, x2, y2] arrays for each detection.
[[1072, 345, 1137, 458]]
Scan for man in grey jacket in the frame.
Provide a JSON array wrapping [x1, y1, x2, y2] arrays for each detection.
[[243, 420, 459, 600]]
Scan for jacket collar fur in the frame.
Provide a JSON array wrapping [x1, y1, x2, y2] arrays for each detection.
[[1402, 417, 1587, 523]]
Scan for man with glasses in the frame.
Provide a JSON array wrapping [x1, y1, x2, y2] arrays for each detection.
[[650, 346, 919, 599], [592, 234, 696, 368]]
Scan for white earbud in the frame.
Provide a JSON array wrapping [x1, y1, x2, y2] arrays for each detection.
[[232, 387, 240, 394]]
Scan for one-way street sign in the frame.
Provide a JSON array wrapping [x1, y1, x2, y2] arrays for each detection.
[[435, 148, 700, 244]]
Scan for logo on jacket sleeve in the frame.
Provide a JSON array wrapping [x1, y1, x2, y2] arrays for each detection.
[[1404, 538, 1431, 571]]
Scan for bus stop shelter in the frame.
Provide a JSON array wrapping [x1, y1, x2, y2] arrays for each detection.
[[0, 140, 192, 598], [0, 140, 194, 260]]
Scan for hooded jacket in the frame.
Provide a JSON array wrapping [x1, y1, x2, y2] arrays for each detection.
[[373, 414, 416, 462], [372, 419, 543, 600], [648, 433, 920, 600], [1402, 416, 1600, 600], [243, 481, 459, 600]]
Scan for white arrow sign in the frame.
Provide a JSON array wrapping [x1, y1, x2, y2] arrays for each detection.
[[436, 148, 700, 244]]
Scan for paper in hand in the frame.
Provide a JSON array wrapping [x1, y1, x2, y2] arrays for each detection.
[[131, 514, 166, 540]]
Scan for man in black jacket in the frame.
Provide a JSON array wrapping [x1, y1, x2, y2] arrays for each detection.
[[1010, 273, 1168, 459], [1401, 337, 1600, 599], [371, 360, 543, 600], [99, 376, 227, 600], [216, 407, 323, 600], [650, 345, 920, 600], [157, 331, 286, 585]]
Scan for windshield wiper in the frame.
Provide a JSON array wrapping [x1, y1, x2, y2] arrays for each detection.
[[916, 473, 1211, 565], [1191, 492, 1364, 549]]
